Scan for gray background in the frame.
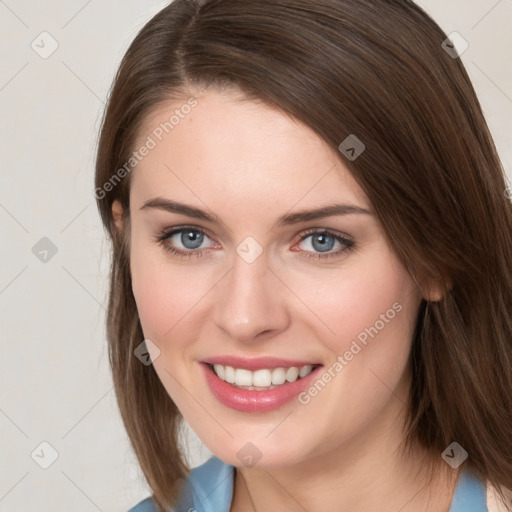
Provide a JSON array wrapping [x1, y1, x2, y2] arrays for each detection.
[[0, 1, 510, 511]]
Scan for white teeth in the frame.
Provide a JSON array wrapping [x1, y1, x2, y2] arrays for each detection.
[[235, 368, 253, 386], [299, 365, 313, 378], [224, 365, 235, 384], [271, 368, 286, 385], [253, 369, 272, 387], [285, 367, 299, 382], [213, 364, 225, 380], [210, 363, 316, 388]]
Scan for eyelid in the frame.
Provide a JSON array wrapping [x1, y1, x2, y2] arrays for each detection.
[[295, 227, 353, 244], [156, 225, 353, 243], [154, 224, 218, 248], [154, 225, 354, 260], [292, 228, 354, 259]]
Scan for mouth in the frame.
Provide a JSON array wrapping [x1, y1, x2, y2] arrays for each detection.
[[200, 360, 324, 412], [204, 362, 321, 390]]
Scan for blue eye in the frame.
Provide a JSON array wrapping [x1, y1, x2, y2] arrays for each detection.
[[295, 230, 354, 260], [300, 232, 336, 252], [154, 226, 354, 261], [155, 227, 214, 258], [174, 230, 206, 250]]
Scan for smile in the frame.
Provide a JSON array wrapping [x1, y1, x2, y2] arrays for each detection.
[[200, 359, 324, 412], [210, 363, 316, 389]]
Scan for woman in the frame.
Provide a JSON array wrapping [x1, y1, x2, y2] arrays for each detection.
[[94, 0, 512, 510]]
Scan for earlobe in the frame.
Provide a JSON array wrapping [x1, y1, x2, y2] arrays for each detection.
[[413, 270, 452, 302], [111, 199, 124, 232], [423, 283, 447, 302], [421, 276, 452, 302]]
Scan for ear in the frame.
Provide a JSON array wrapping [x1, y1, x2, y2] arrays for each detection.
[[111, 199, 124, 232], [419, 274, 452, 302]]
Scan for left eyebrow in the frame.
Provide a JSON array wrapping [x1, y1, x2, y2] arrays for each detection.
[[274, 203, 373, 228], [140, 197, 218, 223], [139, 197, 373, 227]]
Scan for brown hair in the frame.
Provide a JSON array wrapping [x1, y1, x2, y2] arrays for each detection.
[[94, 0, 512, 510]]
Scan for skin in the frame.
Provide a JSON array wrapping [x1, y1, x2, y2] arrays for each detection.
[[112, 88, 458, 511]]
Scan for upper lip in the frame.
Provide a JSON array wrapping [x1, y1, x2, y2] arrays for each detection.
[[202, 356, 322, 371]]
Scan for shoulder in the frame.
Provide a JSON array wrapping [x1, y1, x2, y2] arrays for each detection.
[[126, 456, 235, 512], [127, 497, 158, 512]]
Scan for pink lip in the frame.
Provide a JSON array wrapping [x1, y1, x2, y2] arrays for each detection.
[[200, 362, 324, 413], [202, 355, 321, 371]]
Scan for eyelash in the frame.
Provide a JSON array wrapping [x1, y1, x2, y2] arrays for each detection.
[[153, 226, 355, 261]]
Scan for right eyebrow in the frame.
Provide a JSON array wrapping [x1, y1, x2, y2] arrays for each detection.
[[140, 197, 218, 223], [139, 197, 373, 228]]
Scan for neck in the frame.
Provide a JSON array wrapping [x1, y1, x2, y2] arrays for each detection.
[[230, 391, 459, 512]]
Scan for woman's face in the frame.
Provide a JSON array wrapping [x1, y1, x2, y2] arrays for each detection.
[[118, 88, 424, 468]]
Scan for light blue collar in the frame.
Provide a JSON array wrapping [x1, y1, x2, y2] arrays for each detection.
[[449, 466, 488, 511], [135, 456, 488, 512], [174, 455, 234, 512]]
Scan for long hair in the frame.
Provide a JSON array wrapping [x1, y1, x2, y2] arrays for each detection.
[[94, 1, 512, 510]]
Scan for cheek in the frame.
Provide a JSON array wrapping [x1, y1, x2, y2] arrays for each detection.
[[130, 235, 182, 339], [289, 251, 415, 357], [305, 258, 419, 420], [130, 238, 214, 345], [130, 247, 211, 408], [288, 249, 420, 416]]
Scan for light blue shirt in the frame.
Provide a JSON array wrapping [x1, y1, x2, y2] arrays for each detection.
[[128, 455, 488, 511]]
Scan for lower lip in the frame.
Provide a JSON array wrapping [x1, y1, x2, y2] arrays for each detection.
[[200, 362, 324, 413]]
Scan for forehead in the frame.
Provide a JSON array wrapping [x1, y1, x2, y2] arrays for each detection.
[[130, 89, 369, 212]]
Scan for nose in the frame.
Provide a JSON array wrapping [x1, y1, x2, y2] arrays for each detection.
[[213, 248, 290, 343]]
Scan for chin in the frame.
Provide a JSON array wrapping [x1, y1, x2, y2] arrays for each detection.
[[202, 434, 312, 469]]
